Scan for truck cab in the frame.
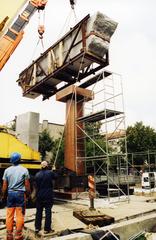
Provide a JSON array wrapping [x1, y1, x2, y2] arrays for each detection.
[[141, 172, 156, 189]]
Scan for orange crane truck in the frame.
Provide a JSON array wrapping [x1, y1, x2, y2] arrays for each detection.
[[0, 0, 47, 71]]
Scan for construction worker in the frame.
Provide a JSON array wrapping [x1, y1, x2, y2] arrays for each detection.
[[1, 152, 30, 240], [34, 160, 57, 234]]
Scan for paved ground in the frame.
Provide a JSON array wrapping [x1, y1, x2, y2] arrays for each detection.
[[1, 193, 156, 239]]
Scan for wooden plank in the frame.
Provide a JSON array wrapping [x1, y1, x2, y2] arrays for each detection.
[[73, 210, 114, 227], [56, 85, 93, 102]]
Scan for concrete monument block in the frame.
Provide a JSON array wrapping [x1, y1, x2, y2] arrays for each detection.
[[16, 112, 39, 151]]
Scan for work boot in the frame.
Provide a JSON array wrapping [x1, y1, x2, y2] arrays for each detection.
[[15, 230, 23, 240], [35, 229, 41, 234], [6, 230, 13, 240], [44, 229, 54, 234]]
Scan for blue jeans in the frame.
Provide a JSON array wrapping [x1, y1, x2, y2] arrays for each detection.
[[7, 191, 25, 213]]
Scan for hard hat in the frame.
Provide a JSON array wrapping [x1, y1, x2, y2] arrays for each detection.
[[10, 152, 21, 164], [41, 160, 48, 168]]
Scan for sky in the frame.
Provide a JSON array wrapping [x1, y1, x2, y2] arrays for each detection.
[[0, 0, 156, 129]]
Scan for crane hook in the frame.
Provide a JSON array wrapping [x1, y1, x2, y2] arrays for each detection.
[[70, 0, 76, 9], [38, 25, 45, 39]]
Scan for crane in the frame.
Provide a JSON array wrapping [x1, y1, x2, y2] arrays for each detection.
[[0, 0, 75, 71]]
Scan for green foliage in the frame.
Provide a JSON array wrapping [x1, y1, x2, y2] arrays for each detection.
[[85, 122, 106, 156], [85, 122, 114, 156], [85, 122, 102, 136], [86, 136, 106, 156], [39, 129, 54, 160], [126, 121, 156, 153], [135, 234, 146, 240]]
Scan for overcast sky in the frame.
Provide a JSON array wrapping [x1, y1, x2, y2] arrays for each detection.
[[0, 0, 156, 129]]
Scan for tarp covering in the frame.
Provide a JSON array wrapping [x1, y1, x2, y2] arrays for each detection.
[[87, 11, 118, 57]]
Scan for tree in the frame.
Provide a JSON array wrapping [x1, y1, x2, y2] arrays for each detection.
[[39, 129, 54, 160], [125, 121, 156, 153], [85, 121, 114, 156]]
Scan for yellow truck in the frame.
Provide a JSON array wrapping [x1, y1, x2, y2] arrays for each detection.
[[0, 125, 41, 182]]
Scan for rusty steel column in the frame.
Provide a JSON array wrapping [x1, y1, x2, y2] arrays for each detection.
[[64, 99, 76, 173], [64, 99, 85, 174], [56, 85, 93, 175]]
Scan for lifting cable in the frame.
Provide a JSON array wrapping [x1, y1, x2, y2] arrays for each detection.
[[57, 0, 77, 39], [31, 1, 47, 60]]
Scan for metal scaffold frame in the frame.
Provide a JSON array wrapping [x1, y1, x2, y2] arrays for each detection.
[[75, 70, 130, 201]]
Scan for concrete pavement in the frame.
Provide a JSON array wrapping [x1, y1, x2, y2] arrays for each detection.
[[1, 194, 156, 239]]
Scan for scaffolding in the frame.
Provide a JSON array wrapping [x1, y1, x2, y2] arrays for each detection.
[[75, 70, 129, 201]]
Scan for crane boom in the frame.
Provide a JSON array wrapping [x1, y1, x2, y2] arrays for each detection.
[[0, 0, 47, 71]]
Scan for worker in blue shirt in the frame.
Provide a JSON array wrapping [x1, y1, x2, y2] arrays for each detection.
[[34, 160, 57, 234], [2, 152, 30, 240]]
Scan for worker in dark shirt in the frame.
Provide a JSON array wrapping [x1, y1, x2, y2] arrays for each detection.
[[34, 161, 57, 234]]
